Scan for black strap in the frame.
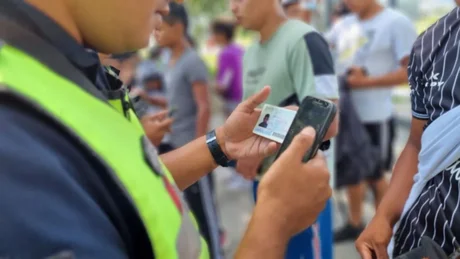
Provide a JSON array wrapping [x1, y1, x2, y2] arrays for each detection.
[[0, 15, 109, 103]]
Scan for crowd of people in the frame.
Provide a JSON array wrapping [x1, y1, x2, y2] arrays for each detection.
[[2, 0, 460, 258], [123, 0, 414, 256]]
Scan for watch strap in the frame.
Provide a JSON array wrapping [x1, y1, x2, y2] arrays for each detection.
[[206, 130, 229, 167]]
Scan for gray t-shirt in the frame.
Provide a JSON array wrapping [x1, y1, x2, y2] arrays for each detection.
[[164, 48, 208, 148], [326, 8, 417, 123]]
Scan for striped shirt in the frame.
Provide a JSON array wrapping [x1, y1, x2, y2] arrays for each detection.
[[393, 8, 460, 257], [410, 8, 460, 124]]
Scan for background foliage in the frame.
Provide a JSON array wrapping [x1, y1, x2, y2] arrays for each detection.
[[187, 0, 228, 17]]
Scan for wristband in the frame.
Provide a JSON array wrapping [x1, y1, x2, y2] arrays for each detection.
[[206, 129, 229, 167]]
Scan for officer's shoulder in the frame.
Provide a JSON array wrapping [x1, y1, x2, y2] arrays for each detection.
[[0, 39, 6, 59], [0, 102, 84, 171], [0, 103, 127, 259]]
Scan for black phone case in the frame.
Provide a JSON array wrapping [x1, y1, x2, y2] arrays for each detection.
[[276, 96, 337, 163], [303, 99, 337, 162]]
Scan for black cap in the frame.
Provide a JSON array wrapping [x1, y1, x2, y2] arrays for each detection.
[[163, 2, 189, 31]]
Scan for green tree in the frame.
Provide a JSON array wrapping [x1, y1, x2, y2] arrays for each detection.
[[186, 0, 228, 17], [185, 0, 229, 46]]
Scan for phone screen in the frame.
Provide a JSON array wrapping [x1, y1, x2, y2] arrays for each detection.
[[276, 97, 336, 162]]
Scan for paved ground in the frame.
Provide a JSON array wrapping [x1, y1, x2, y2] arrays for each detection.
[[209, 93, 412, 259]]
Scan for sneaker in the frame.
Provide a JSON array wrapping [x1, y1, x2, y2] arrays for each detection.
[[334, 223, 364, 243]]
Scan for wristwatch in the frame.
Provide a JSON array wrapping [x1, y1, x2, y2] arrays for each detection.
[[206, 130, 229, 167]]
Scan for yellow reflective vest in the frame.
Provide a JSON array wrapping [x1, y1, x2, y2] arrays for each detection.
[[0, 26, 209, 259]]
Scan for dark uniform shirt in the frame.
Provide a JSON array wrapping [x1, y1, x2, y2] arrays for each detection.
[[393, 8, 460, 257], [0, 0, 150, 258]]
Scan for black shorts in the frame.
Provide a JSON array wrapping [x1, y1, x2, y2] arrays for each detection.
[[364, 118, 395, 180]]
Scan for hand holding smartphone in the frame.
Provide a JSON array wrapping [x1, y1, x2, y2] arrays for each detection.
[[275, 96, 336, 163]]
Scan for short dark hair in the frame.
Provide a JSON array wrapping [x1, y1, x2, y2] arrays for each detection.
[[264, 114, 270, 119], [163, 2, 189, 32], [211, 21, 236, 41]]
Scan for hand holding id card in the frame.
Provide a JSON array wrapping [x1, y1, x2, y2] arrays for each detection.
[[253, 97, 336, 178], [253, 104, 297, 143]]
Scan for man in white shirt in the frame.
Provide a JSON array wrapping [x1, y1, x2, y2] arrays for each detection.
[[325, 0, 418, 242]]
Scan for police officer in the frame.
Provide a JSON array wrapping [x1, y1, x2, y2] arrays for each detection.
[[0, 0, 332, 258]]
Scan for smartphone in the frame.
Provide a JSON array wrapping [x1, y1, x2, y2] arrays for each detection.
[[275, 96, 337, 163], [168, 107, 177, 117]]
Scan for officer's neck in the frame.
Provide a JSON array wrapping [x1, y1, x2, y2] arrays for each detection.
[[26, 0, 82, 43]]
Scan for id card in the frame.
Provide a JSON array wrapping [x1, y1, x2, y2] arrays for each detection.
[[253, 104, 297, 143]]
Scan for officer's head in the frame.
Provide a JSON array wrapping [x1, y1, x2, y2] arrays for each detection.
[[343, 0, 376, 15], [64, 0, 173, 54], [156, 2, 189, 48], [231, 0, 283, 31]]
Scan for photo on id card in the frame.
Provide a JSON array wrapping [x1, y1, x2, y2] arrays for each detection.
[[253, 104, 297, 143]]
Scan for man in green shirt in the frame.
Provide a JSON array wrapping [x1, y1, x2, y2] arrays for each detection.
[[233, 2, 338, 109], [231, 0, 339, 257]]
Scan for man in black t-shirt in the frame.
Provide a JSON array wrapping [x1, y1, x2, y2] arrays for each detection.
[[357, 8, 460, 258]]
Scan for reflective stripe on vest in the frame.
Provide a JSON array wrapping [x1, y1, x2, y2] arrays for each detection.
[[0, 44, 209, 259]]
